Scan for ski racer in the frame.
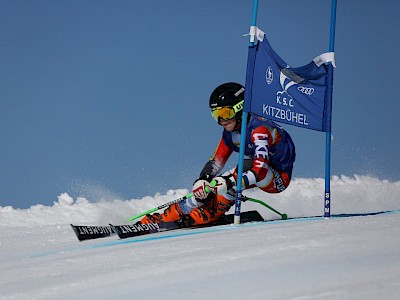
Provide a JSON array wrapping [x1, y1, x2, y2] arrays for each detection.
[[140, 82, 296, 226]]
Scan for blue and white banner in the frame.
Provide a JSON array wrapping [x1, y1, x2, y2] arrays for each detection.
[[244, 29, 335, 132]]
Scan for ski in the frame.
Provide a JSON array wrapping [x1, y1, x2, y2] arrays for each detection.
[[70, 224, 116, 241], [71, 210, 264, 241], [110, 221, 180, 239], [111, 210, 264, 239]]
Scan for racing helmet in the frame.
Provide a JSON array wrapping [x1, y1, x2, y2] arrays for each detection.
[[209, 82, 245, 123]]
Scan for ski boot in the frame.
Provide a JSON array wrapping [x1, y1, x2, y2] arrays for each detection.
[[140, 202, 184, 225], [187, 194, 235, 226]]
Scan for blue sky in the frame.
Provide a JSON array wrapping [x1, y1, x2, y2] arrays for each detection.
[[1, 0, 399, 208]]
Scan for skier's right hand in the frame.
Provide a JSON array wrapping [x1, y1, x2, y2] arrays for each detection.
[[192, 179, 210, 200]]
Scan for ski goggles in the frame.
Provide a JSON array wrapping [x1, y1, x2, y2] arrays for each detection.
[[211, 100, 244, 122]]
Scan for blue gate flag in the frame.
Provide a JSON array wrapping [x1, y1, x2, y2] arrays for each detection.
[[244, 29, 335, 132]]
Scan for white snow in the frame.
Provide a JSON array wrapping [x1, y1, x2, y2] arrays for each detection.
[[1, 175, 400, 300]]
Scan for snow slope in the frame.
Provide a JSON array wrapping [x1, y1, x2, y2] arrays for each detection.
[[1, 176, 400, 300]]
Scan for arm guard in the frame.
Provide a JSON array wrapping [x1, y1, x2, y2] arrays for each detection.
[[198, 160, 223, 182]]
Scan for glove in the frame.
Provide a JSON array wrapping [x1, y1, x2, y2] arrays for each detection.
[[209, 176, 235, 195], [192, 179, 211, 200]]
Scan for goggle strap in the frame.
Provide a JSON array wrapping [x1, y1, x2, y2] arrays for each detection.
[[232, 100, 244, 113]]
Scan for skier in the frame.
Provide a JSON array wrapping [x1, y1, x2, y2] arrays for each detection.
[[140, 82, 296, 226]]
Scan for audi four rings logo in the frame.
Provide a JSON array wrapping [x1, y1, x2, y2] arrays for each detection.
[[297, 86, 314, 95]]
